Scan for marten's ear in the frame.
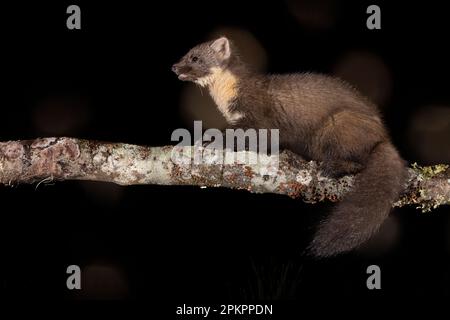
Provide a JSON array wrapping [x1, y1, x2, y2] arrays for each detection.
[[210, 37, 231, 61]]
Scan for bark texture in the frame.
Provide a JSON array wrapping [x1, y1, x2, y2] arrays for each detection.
[[0, 137, 449, 211]]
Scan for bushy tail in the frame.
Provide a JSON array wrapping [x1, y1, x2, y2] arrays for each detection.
[[309, 142, 407, 257]]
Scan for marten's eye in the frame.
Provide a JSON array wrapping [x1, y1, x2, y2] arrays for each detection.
[[191, 56, 199, 62]]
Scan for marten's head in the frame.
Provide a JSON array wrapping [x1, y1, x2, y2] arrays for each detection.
[[172, 37, 233, 87]]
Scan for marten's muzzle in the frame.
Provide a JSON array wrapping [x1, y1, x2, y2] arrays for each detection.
[[172, 63, 192, 80]]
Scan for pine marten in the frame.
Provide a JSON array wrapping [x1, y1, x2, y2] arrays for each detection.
[[172, 37, 407, 257]]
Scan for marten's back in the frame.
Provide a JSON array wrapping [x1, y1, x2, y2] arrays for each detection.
[[268, 73, 380, 122], [238, 73, 386, 157]]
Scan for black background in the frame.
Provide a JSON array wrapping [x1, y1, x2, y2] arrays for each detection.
[[1, 0, 450, 311]]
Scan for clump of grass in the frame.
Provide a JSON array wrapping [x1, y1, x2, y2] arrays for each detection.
[[240, 257, 303, 301]]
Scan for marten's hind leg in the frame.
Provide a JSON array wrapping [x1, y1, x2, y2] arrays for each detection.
[[313, 110, 384, 178]]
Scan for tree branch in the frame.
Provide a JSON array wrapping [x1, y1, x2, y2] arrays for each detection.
[[0, 137, 449, 211]]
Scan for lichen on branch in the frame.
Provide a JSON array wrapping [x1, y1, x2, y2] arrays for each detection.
[[0, 137, 449, 211]]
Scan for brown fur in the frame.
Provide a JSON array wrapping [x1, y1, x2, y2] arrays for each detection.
[[173, 38, 408, 257]]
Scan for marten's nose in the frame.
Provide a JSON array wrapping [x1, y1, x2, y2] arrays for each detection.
[[172, 64, 179, 74]]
